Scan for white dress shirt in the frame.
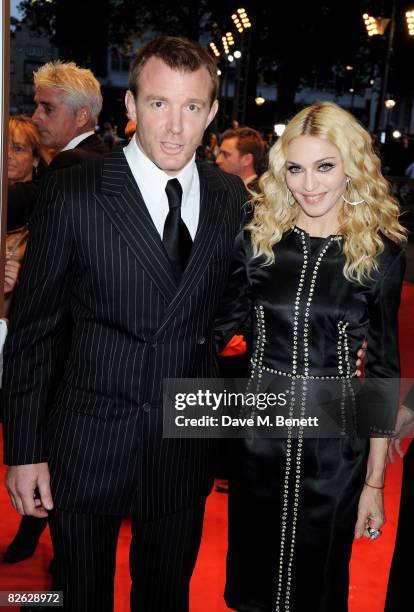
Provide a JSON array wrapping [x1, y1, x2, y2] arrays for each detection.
[[61, 131, 95, 152], [123, 137, 200, 240]]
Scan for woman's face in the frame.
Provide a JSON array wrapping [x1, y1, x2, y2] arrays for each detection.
[[285, 135, 347, 220], [8, 127, 38, 183]]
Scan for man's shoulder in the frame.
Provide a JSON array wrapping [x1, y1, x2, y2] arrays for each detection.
[[49, 147, 125, 186], [48, 134, 110, 172]]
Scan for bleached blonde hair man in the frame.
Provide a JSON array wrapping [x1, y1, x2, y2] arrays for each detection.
[[34, 60, 102, 126]]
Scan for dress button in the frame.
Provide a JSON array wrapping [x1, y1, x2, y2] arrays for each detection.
[[197, 336, 206, 345], [142, 402, 151, 412]]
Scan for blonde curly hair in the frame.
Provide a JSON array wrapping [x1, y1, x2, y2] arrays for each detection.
[[248, 101, 407, 283]]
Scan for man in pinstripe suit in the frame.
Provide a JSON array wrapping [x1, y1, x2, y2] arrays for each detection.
[[3, 37, 247, 611]]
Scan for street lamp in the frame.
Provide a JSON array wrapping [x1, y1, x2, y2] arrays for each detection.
[[209, 42, 220, 58], [255, 96, 265, 106], [362, 13, 389, 36], [406, 10, 414, 35], [362, 1, 397, 138], [231, 8, 252, 125], [231, 8, 251, 32]]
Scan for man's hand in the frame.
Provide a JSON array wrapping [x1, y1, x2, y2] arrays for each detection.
[[388, 404, 414, 463], [5, 463, 53, 517], [356, 340, 367, 377]]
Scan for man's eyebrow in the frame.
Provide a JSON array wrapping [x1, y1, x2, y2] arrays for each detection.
[[144, 94, 168, 101], [186, 98, 206, 105], [143, 95, 207, 106]]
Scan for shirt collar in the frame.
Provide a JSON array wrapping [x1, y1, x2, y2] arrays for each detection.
[[61, 131, 95, 152], [125, 136, 196, 206], [245, 174, 258, 186]]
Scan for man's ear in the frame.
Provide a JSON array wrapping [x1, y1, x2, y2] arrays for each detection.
[[76, 106, 92, 129], [205, 99, 219, 129], [241, 152, 254, 169], [125, 90, 137, 123]]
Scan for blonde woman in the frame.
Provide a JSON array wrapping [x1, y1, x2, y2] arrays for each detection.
[[215, 102, 406, 612]]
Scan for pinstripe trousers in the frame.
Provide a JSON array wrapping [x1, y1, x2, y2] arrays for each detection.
[[48, 503, 205, 612]]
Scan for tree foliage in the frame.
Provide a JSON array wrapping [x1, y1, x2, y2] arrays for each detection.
[[16, 0, 414, 120]]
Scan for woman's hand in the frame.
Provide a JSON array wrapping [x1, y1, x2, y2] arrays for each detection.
[[388, 404, 414, 462], [354, 484, 385, 539], [4, 260, 21, 294]]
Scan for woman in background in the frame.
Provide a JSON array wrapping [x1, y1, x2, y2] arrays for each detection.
[[215, 102, 406, 611], [3, 115, 50, 563], [5, 115, 50, 314]]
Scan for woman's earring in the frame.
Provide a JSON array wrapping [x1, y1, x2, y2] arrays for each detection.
[[342, 178, 367, 206], [285, 189, 295, 207]]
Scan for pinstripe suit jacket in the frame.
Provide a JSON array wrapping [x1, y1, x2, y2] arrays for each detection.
[[2, 148, 247, 518]]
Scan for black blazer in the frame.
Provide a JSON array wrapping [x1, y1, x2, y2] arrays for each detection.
[[2, 148, 247, 519], [48, 133, 109, 171]]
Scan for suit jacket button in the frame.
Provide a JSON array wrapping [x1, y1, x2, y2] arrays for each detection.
[[197, 336, 206, 345], [143, 402, 151, 412]]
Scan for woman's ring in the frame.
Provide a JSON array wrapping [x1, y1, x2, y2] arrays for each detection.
[[367, 526, 381, 540]]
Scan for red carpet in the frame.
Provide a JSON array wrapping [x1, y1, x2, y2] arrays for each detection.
[[1, 282, 413, 611]]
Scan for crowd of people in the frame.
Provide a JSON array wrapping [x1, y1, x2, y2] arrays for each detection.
[[1, 34, 413, 612]]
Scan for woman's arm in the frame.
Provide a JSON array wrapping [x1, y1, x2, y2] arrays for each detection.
[[355, 246, 406, 538]]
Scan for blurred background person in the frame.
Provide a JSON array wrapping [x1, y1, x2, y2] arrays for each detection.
[[204, 132, 220, 164], [32, 60, 107, 170], [3, 115, 50, 564], [216, 127, 266, 193], [5, 115, 50, 316]]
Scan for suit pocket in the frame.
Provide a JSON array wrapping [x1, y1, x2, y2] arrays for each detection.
[[54, 382, 136, 421]]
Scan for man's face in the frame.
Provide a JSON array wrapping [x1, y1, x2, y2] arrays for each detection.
[[216, 137, 245, 177], [125, 57, 218, 176], [32, 86, 83, 150]]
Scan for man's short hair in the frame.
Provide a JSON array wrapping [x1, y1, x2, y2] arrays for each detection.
[[33, 61, 103, 123], [128, 36, 219, 105], [221, 127, 266, 174]]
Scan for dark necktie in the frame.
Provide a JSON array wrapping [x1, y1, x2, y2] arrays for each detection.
[[163, 178, 193, 283]]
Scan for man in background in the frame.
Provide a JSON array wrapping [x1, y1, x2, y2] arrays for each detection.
[[32, 60, 107, 169], [216, 126, 266, 193]]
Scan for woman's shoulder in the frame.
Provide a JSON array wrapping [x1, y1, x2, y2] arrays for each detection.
[[377, 234, 405, 270]]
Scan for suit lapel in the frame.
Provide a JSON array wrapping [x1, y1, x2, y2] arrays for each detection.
[[94, 149, 178, 302]]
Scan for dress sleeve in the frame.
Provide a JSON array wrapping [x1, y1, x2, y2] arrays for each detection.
[[214, 230, 253, 353], [365, 249, 406, 378], [364, 248, 406, 435]]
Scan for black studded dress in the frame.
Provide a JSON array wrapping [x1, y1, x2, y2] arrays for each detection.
[[215, 226, 405, 612]]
